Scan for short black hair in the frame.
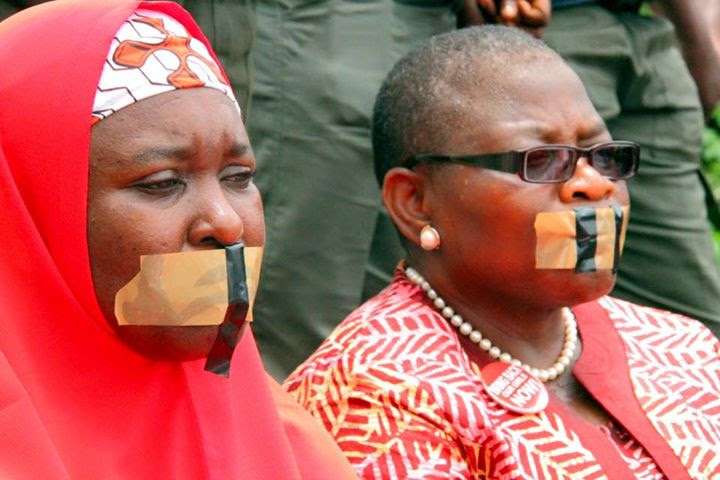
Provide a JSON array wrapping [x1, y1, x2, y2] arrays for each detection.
[[371, 25, 562, 184]]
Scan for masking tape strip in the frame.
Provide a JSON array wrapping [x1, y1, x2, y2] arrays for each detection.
[[574, 207, 597, 273], [594, 207, 616, 270], [204, 244, 250, 376], [534, 210, 577, 269], [115, 249, 228, 326], [534, 206, 628, 272]]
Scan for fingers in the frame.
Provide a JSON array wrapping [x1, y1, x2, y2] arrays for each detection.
[[517, 0, 551, 27], [499, 0, 519, 25]]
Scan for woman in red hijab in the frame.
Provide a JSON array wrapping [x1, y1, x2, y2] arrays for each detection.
[[0, 1, 356, 478]]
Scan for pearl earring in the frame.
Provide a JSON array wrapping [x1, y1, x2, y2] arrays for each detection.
[[420, 225, 441, 251]]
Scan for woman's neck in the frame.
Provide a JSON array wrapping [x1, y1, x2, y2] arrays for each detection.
[[407, 260, 571, 370]]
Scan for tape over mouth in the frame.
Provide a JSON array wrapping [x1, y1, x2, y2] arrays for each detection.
[[114, 245, 263, 375], [534, 206, 629, 272]]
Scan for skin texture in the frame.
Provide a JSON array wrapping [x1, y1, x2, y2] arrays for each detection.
[[88, 88, 264, 360], [383, 58, 629, 425]]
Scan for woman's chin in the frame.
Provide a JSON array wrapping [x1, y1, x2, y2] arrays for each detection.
[[530, 269, 616, 307], [115, 325, 220, 361], [562, 270, 616, 304]]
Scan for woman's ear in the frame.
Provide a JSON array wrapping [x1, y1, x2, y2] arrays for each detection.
[[382, 167, 431, 249]]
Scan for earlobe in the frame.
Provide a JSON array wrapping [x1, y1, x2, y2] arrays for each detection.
[[382, 167, 432, 248]]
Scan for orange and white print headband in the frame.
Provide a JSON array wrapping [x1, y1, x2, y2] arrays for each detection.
[[92, 9, 238, 123]]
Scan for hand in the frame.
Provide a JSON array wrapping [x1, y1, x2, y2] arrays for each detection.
[[457, 0, 551, 38]]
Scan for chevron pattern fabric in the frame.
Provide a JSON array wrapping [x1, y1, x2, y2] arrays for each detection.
[[285, 274, 720, 479], [602, 297, 720, 478]]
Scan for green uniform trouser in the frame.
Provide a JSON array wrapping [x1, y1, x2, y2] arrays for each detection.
[[249, 0, 455, 379], [177, 0, 256, 114], [363, 5, 720, 336], [0, 2, 19, 21]]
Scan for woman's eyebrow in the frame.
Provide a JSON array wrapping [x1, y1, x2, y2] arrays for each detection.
[[227, 142, 250, 157], [133, 146, 193, 164], [584, 121, 609, 139]]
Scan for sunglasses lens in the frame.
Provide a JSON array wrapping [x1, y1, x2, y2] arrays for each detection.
[[525, 148, 575, 182], [593, 144, 638, 179]]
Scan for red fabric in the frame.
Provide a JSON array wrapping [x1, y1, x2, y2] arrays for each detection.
[[285, 272, 719, 478], [573, 301, 692, 480], [0, 2, 355, 478]]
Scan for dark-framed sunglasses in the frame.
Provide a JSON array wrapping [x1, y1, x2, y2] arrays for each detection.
[[404, 141, 640, 184]]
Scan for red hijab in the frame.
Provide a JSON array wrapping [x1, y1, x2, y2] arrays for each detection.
[[0, 1, 355, 478]]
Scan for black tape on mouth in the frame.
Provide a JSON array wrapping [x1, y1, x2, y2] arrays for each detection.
[[204, 244, 250, 376], [574, 207, 598, 273], [612, 205, 623, 273]]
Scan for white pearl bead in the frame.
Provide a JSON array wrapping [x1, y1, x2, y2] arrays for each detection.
[[479, 339, 492, 351], [530, 368, 540, 378], [450, 315, 464, 327], [420, 281, 430, 291], [538, 371, 550, 382], [558, 355, 570, 367], [459, 323, 473, 336], [546, 369, 558, 381], [469, 331, 482, 343], [511, 359, 522, 367], [427, 289, 438, 300], [442, 307, 454, 318], [433, 298, 446, 309], [499, 352, 512, 363], [489, 346, 501, 358]]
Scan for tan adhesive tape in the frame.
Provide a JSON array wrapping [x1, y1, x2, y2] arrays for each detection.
[[534, 210, 577, 269], [115, 247, 263, 327], [534, 206, 629, 271]]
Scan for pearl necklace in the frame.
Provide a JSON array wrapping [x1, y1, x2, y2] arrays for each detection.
[[404, 266, 578, 383]]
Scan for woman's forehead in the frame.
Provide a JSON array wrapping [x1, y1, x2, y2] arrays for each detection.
[[445, 76, 606, 153], [90, 89, 248, 164]]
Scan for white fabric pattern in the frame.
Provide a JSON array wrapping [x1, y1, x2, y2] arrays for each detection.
[[92, 9, 237, 122]]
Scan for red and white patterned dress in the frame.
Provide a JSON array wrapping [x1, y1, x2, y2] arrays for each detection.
[[285, 273, 720, 479]]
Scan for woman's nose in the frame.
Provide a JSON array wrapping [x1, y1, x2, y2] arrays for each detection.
[[187, 184, 244, 247], [559, 157, 616, 203]]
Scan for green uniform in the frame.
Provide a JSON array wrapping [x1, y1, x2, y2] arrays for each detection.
[[249, 0, 455, 379]]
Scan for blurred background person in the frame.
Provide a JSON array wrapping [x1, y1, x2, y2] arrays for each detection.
[[247, 0, 458, 378]]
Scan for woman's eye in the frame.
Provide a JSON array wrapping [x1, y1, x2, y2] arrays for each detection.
[[223, 170, 255, 189], [134, 178, 184, 194]]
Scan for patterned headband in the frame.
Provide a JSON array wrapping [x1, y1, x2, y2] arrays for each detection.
[[92, 9, 238, 123]]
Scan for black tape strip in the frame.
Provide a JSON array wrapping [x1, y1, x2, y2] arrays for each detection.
[[574, 207, 598, 272], [204, 244, 250, 376], [612, 205, 623, 273]]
